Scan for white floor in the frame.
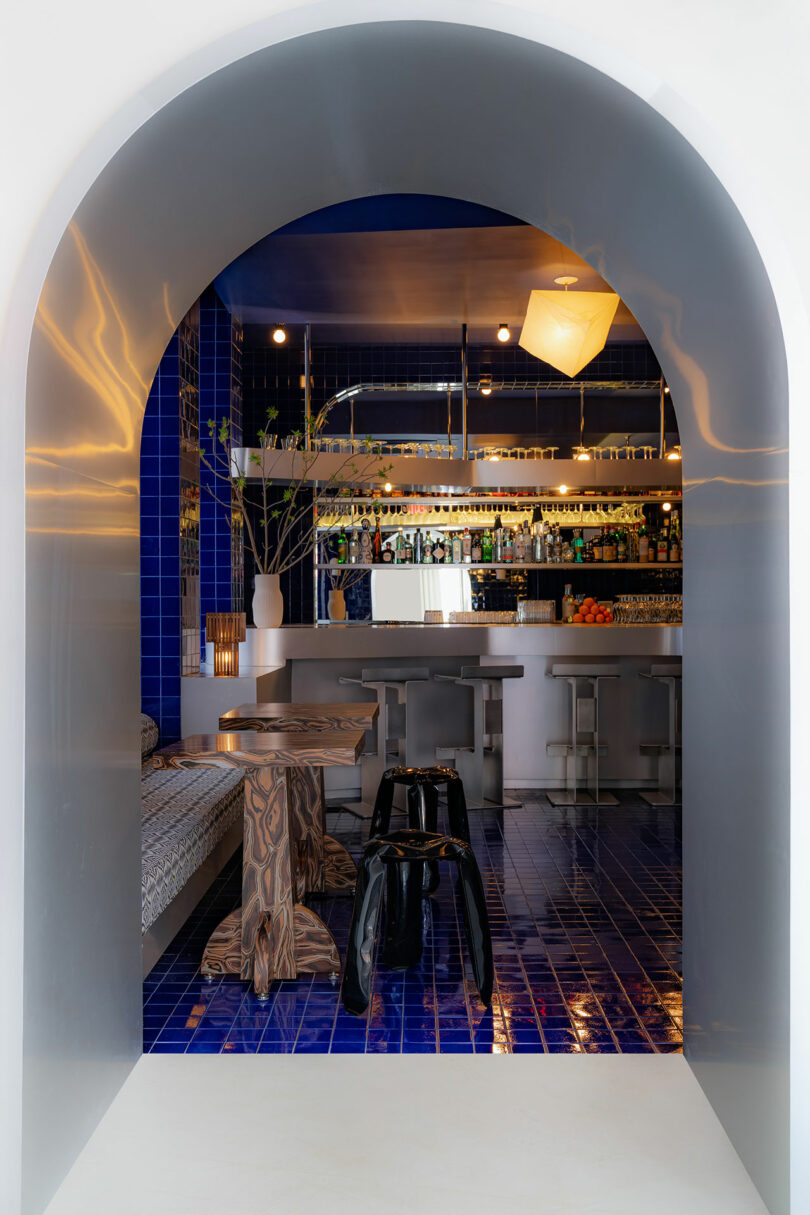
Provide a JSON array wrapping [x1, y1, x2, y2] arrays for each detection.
[[44, 1055, 769, 1215]]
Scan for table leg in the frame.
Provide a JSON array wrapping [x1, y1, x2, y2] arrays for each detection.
[[202, 764, 341, 997], [289, 765, 357, 895]]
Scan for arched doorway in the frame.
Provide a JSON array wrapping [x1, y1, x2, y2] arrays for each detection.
[[17, 19, 789, 1215]]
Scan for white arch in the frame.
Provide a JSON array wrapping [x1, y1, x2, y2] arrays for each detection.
[[1, 9, 805, 1215]]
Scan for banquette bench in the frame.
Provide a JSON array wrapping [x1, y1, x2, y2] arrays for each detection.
[[140, 714, 243, 976]]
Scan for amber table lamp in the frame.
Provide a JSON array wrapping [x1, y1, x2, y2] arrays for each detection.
[[206, 612, 246, 677]]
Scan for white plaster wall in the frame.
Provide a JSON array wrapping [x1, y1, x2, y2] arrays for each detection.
[[1, 4, 808, 1215]]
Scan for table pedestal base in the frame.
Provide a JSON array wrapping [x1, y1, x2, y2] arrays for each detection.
[[201, 904, 340, 997]]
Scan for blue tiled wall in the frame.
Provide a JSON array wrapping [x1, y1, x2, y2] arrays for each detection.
[[141, 306, 200, 745], [199, 288, 244, 660]]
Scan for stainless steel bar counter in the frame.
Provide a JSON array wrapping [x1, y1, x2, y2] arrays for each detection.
[[228, 622, 682, 664], [189, 624, 682, 798]]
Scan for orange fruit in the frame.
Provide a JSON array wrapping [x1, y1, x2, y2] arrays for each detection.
[[585, 613, 595, 623], [583, 597, 595, 607], [573, 613, 584, 623], [595, 613, 605, 623], [605, 612, 613, 623]]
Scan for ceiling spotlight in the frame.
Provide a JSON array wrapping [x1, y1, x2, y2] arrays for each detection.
[[384, 481, 393, 493], [496, 323, 511, 343], [488, 455, 500, 462], [662, 501, 672, 512], [480, 372, 493, 396], [574, 448, 591, 462], [481, 386, 493, 396], [663, 385, 671, 394], [272, 325, 287, 345], [558, 484, 569, 495], [666, 449, 682, 461]]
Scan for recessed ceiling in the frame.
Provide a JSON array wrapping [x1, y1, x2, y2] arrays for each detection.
[[215, 207, 643, 344]]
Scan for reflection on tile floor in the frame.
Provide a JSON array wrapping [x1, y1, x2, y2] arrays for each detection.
[[144, 795, 682, 1054]]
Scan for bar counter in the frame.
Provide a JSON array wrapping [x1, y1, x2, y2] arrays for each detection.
[[231, 622, 682, 665], [189, 623, 681, 797]]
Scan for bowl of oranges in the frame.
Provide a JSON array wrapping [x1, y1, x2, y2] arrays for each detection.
[[572, 597, 613, 625]]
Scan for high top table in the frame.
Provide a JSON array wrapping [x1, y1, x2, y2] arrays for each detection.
[[152, 730, 365, 998], [218, 702, 379, 895]]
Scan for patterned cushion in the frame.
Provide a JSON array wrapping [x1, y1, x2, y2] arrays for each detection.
[[141, 767, 243, 933], [140, 714, 159, 758]]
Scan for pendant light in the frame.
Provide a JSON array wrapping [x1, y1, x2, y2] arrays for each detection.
[[519, 276, 620, 378]]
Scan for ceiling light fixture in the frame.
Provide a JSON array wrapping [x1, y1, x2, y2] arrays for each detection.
[[384, 481, 393, 493], [480, 372, 493, 396], [664, 386, 671, 394], [662, 501, 672, 512], [496, 322, 511, 343], [666, 449, 682, 461], [272, 325, 287, 345], [519, 275, 620, 378], [488, 455, 500, 462], [558, 484, 569, 495]]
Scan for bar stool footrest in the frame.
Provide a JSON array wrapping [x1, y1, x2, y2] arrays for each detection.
[[546, 743, 608, 758]]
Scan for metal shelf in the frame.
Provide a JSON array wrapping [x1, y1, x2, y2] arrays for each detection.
[[314, 562, 683, 571]]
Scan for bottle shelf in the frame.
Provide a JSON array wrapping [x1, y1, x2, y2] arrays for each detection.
[[315, 562, 683, 571]]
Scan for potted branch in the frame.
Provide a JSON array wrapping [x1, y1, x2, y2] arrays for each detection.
[[200, 405, 391, 627]]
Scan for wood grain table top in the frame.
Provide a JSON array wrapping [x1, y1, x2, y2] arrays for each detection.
[[218, 701, 379, 731], [153, 730, 366, 770]]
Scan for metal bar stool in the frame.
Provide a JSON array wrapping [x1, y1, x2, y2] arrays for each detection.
[[434, 665, 524, 808], [338, 667, 430, 818], [341, 829, 493, 1016], [546, 663, 620, 806], [639, 663, 682, 805]]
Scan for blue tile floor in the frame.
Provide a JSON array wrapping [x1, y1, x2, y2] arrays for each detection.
[[144, 794, 682, 1054]]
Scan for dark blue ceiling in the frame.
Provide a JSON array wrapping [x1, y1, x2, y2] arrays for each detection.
[[272, 193, 527, 236]]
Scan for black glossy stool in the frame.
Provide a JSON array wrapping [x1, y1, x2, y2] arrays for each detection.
[[370, 765, 470, 893], [342, 829, 493, 1017]]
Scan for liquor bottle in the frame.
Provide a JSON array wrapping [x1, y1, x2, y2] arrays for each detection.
[[372, 513, 383, 564], [628, 525, 639, 563], [348, 529, 360, 564], [616, 528, 627, 563], [503, 529, 515, 563], [572, 528, 585, 563], [423, 532, 433, 563], [669, 514, 680, 562], [433, 535, 445, 562], [471, 530, 482, 563], [561, 536, 573, 562], [413, 527, 423, 564], [523, 519, 533, 562], [382, 542, 394, 563], [585, 540, 594, 563], [656, 527, 668, 562], [562, 583, 575, 623], [404, 533, 414, 563], [592, 530, 603, 562], [395, 528, 406, 564], [638, 524, 649, 564], [444, 537, 454, 564], [513, 526, 524, 564], [493, 515, 503, 562], [452, 533, 463, 563], [337, 527, 348, 564], [462, 527, 472, 563], [553, 526, 562, 563], [360, 517, 373, 564], [482, 528, 493, 563]]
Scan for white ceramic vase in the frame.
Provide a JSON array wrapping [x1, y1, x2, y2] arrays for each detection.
[[327, 589, 346, 621], [253, 573, 283, 628]]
